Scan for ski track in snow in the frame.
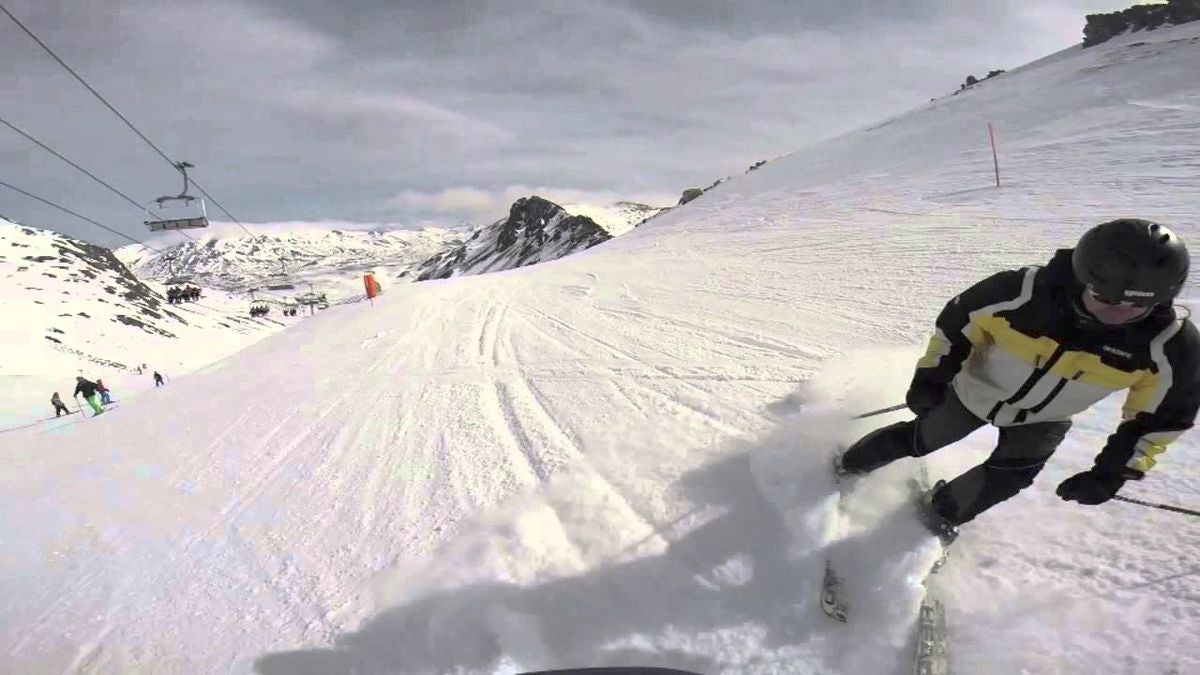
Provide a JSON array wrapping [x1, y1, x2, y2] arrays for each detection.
[[2, 21, 1200, 675]]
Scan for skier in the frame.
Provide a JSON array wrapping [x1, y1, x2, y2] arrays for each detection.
[[96, 379, 112, 405], [50, 392, 71, 417], [153, 371, 165, 387], [838, 219, 1200, 543], [73, 376, 104, 416]]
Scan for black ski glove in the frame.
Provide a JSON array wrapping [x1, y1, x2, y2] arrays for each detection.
[[905, 382, 945, 417], [1056, 469, 1126, 505]]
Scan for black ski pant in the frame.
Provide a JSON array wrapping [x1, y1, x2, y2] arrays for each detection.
[[843, 388, 1071, 526], [53, 403, 70, 417]]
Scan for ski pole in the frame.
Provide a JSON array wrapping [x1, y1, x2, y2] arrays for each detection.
[[1113, 494, 1200, 518], [852, 403, 908, 420]]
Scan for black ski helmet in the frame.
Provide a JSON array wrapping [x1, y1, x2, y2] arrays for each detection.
[[1071, 218, 1189, 306]]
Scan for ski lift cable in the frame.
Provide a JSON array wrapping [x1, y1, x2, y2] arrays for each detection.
[[0, 179, 165, 253], [186, 178, 255, 237], [0, 2, 254, 238], [0, 2, 178, 169], [0, 116, 196, 243]]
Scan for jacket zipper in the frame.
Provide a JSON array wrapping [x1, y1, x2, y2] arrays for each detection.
[[1014, 370, 1085, 423], [987, 346, 1065, 423]]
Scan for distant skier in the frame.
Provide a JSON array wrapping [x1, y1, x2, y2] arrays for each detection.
[[96, 379, 112, 405], [73, 376, 104, 416], [839, 219, 1199, 542], [153, 371, 165, 387], [50, 392, 71, 417]]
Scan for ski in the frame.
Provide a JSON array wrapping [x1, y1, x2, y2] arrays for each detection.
[[910, 465, 950, 675], [819, 456, 952, 674], [819, 557, 848, 622], [914, 593, 949, 675], [819, 455, 850, 622]]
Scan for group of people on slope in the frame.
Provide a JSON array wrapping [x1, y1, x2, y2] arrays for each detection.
[[166, 286, 202, 304], [57, 377, 112, 416], [50, 368, 166, 418]]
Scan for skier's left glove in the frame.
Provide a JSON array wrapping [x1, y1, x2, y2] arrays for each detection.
[[1055, 469, 1127, 505], [905, 380, 945, 417]]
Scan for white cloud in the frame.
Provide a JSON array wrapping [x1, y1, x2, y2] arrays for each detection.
[[387, 187, 502, 218]]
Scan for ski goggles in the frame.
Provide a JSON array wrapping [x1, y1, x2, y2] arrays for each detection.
[[1086, 288, 1155, 308]]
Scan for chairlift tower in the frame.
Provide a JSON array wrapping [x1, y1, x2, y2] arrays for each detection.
[[164, 256, 193, 287], [265, 255, 295, 290]]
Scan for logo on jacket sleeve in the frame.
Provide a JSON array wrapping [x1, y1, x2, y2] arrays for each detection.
[[1102, 345, 1133, 358]]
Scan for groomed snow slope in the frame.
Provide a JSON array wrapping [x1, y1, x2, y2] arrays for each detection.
[[3, 23, 1200, 675]]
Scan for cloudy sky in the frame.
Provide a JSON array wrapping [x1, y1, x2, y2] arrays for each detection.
[[1, 0, 1135, 247]]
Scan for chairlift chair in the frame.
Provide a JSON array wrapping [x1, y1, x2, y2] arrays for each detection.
[[144, 161, 210, 232]]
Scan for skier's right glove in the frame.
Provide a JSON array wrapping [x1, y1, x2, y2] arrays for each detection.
[[905, 381, 945, 417], [1055, 469, 1126, 505]]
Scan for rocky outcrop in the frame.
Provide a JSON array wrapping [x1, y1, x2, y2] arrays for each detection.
[[1083, 0, 1200, 47], [678, 188, 704, 206], [954, 69, 1007, 94], [416, 196, 611, 281]]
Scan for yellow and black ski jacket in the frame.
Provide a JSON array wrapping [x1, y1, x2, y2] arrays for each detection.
[[913, 248, 1200, 478]]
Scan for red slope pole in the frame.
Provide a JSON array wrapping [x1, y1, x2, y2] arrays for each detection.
[[988, 122, 1000, 187]]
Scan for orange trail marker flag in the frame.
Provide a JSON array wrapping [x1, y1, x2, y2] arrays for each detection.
[[364, 273, 381, 303]]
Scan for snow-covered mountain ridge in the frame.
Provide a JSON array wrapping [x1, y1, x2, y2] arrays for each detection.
[[560, 201, 669, 236], [416, 196, 612, 281], [116, 226, 463, 299], [114, 198, 663, 296]]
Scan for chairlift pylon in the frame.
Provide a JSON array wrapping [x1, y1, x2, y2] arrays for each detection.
[[144, 161, 210, 232], [163, 258, 193, 286], [264, 256, 295, 289]]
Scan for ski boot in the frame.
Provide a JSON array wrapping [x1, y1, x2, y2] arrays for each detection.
[[917, 480, 959, 549], [832, 448, 849, 483], [839, 420, 921, 475]]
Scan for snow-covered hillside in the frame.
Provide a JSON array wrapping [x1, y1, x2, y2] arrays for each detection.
[[0, 219, 301, 428], [3, 21, 1200, 675], [116, 225, 463, 300], [560, 201, 669, 237]]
